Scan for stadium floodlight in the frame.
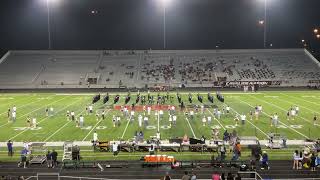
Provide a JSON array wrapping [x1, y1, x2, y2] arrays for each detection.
[[317, 34, 320, 39], [314, 29, 319, 34], [161, 0, 172, 6], [301, 39, 305, 43], [258, 20, 265, 25]]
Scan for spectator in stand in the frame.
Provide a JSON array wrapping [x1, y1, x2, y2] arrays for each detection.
[[226, 172, 234, 180], [293, 150, 300, 169], [190, 172, 197, 180], [310, 153, 316, 171], [235, 173, 242, 180], [220, 173, 225, 180], [163, 172, 171, 180], [181, 171, 190, 180], [261, 151, 269, 170], [212, 172, 220, 180]]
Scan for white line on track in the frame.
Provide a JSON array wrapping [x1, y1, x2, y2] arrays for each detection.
[[185, 117, 196, 138], [241, 96, 309, 139], [206, 109, 226, 130], [9, 97, 74, 140], [280, 93, 320, 106], [44, 102, 87, 142], [82, 109, 111, 141]]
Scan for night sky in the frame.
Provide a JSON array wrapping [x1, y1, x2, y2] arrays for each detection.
[[0, 0, 319, 51]]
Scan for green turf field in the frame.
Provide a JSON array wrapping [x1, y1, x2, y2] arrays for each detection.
[[0, 91, 319, 142]]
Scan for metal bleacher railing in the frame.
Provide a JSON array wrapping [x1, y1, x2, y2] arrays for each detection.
[[22, 171, 267, 180]]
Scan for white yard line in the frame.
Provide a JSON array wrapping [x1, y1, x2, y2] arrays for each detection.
[[185, 117, 196, 138], [206, 109, 226, 130], [9, 97, 73, 140], [121, 116, 131, 139], [241, 96, 309, 139], [44, 102, 87, 142], [82, 109, 111, 141], [0, 122, 10, 128], [281, 93, 320, 106]]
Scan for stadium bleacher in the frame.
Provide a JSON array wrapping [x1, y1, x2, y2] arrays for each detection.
[[0, 49, 319, 89]]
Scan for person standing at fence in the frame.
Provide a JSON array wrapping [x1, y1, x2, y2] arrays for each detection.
[[51, 149, 58, 168], [46, 151, 52, 168], [112, 142, 119, 157], [7, 140, 13, 157]]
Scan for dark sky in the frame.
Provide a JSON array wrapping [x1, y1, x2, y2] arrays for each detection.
[[0, 0, 319, 50]]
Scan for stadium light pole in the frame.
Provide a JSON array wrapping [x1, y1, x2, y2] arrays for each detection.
[[46, 0, 53, 50], [263, 0, 267, 48], [161, 0, 171, 50]]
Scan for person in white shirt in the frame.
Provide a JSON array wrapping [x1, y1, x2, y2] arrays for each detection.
[[116, 116, 121, 127], [291, 108, 296, 120], [32, 117, 37, 128], [171, 106, 175, 115], [123, 107, 128, 117], [95, 111, 100, 121], [159, 110, 164, 119], [93, 131, 98, 142], [216, 110, 221, 119], [112, 142, 119, 157], [138, 114, 143, 127], [89, 105, 93, 114], [66, 111, 70, 121], [12, 105, 17, 112], [112, 115, 116, 127], [49, 107, 54, 116], [101, 110, 105, 120], [147, 106, 151, 116], [272, 113, 279, 127], [295, 106, 299, 115], [71, 111, 75, 121], [241, 114, 246, 125], [202, 116, 207, 126], [226, 106, 230, 114], [169, 115, 173, 126], [11, 111, 16, 122], [172, 115, 177, 126], [130, 110, 135, 122], [258, 105, 262, 114], [234, 115, 239, 126], [79, 115, 84, 128], [190, 110, 194, 120], [144, 116, 149, 126], [207, 116, 212, 125], [201, 105, 204, 114]]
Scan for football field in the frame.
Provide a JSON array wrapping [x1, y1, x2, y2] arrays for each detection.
[[0, 90, 319, 143]]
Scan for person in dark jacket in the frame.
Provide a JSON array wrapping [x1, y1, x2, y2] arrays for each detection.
[[51, 149, 58, 168], [46, 151, 52, 168], [7, 140, 13, 157]]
